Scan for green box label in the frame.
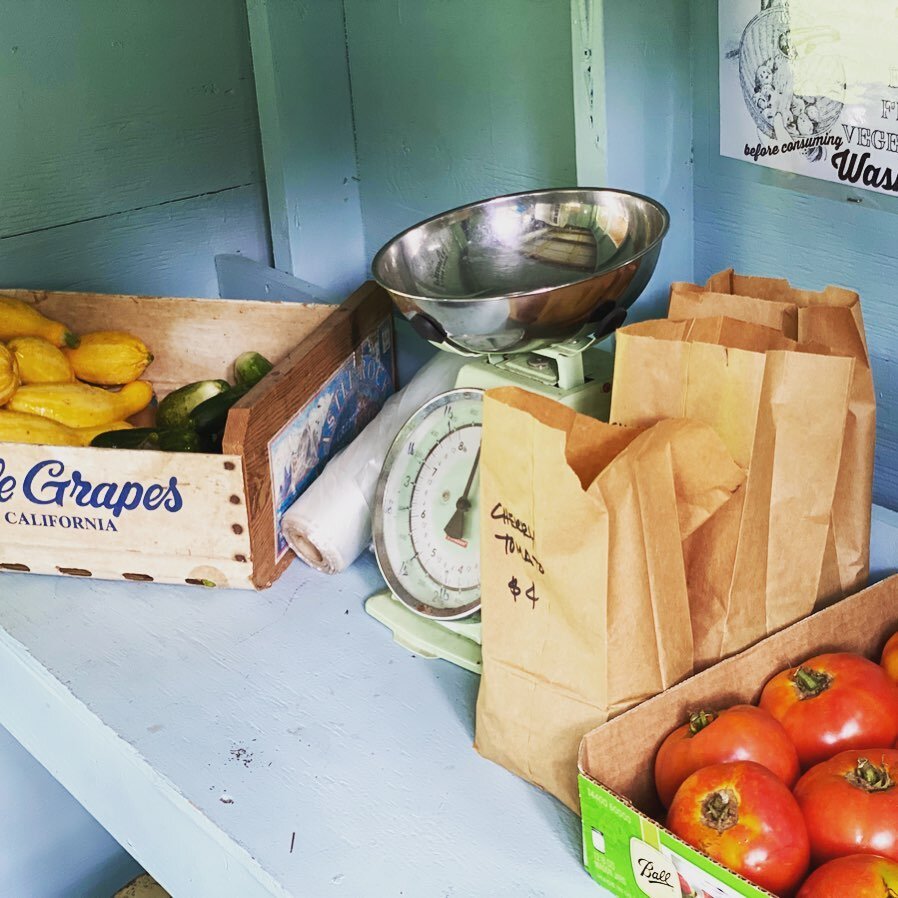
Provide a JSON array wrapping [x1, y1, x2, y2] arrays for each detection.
[[579, 774, 770, 898]]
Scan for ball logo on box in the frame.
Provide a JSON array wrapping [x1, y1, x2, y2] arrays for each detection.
[[0, 457, 182, 533], [629, 839, 678, 898]]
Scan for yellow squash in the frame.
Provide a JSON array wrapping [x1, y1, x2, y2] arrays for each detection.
[[73, 420, 134, 446], [0, 343, 21, 405], [0, 409, 82, 446], [7, 381, 154, 428], [7, 336, 74, 384], [0, 295, 79, 348], [0, 411, 133, 447], [65, 330, 153, 385]]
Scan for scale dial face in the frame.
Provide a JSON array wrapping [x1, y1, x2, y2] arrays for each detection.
[[373, 389, 483, 620]]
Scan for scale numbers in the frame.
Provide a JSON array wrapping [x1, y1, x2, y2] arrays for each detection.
[[373, 389, 483, 619]]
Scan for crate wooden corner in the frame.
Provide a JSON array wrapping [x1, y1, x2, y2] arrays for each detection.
[[0, 281, 394, 590]]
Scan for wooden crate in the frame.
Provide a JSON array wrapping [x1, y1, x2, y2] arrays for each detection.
[[0, 282, 395, 589]]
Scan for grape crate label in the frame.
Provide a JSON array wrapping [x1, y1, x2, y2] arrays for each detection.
[[268, 319, 393, 561]]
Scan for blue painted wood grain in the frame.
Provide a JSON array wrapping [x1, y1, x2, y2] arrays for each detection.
[[0, 185, 270, 298], [600, 0, 695, 322], [0, 1, 270, 300], [245, 0, 368, 298], [0, 0, 264, 239], [692, 0, 898, 509], [343, 0, 579, 265]]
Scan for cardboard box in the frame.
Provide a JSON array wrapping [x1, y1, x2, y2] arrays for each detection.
[[0, 282, 395, 589], [578, 574, 898, 898]]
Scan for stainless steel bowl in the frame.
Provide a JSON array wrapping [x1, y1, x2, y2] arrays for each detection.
[[372, 188, 670, 355]]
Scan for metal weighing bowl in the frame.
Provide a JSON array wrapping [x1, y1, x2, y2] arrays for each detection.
[[372, 188, 670, 355]]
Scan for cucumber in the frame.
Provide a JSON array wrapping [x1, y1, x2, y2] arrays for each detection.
[[189, 383, 250, 435], [90, 427, 160, 450], [234, 351, 273, 388], [157, 427, 202, 453], [90, 426, 202, 453], [156, 379, 230, 429]]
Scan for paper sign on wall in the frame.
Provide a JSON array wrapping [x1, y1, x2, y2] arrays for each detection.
[[720, 0, 898, 195]]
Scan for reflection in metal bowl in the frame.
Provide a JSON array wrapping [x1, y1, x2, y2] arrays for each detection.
[[372, 188, 669, 355]]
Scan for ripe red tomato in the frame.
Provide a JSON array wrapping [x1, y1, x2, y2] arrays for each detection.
[[759, 652, 898, 768], [794, 749, 898, 865], [654, 705, 800, 807], [797, 854, 898, 897], [667, 761, 810, 896], [882, 631, 898, 687]]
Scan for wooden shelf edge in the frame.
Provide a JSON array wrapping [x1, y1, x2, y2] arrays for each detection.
[[0, 626, 291, 898]]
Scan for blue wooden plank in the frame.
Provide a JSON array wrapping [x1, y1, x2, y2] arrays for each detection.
[[215, 254, 342, 304], [0, 0, 264, 239], [245, 0, 367, 297], [0, 185, 270, 299], [599, 0, 695, 322], [343, 0, 578, 265], [0, 554, 603, 898], [571, 0, 609, 186]]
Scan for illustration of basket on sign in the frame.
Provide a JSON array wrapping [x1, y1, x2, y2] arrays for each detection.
[[739, 0, 845, 143]]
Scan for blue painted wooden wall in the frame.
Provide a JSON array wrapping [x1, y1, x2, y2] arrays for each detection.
[[692, 0, 898, 509], [0, 0, 270, 298], [601, 0, 694, 320], [0, 3, 270, 897], [340, 0, 692, 323], [343, 0, 579, 265]]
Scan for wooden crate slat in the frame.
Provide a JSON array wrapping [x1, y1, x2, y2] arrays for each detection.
[[224, 281, 394, 588]]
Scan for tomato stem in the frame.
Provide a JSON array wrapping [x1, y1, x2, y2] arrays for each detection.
[[791, 666, 832, 699], [700, 788, 739, 833], [688, 710, 718, 736], [847, 758, 896, 792]]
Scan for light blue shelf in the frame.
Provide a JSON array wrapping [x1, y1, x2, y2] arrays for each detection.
[[0, 508, 894, 897]]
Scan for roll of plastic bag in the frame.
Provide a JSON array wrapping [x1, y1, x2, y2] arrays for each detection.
[[282, 352, 468, 574]]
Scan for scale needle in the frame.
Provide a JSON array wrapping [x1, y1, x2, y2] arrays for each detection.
[[444, 447, 481, 542]]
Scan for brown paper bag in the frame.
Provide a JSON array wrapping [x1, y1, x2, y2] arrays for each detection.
[[669, 270, 875, 598], [474, 387, 744, 811], [611, 317, 855, 668]]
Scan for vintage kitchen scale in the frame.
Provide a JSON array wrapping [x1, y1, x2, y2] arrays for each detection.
[[365, 188, 669, 674]]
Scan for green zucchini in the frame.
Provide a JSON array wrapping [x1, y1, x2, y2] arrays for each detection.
[[156, 379, 230, 429], [157, 427, 202, 453], [234, 351, 273, 388], [189, 383, 250, 435], [90, 428, 161, 450], [90, 426, 202, 453]]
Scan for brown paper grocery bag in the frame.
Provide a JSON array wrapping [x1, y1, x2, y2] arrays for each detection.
[[474, 387, 744, 812], [670, 270, 875, 598], [612, 317, 855, 668]]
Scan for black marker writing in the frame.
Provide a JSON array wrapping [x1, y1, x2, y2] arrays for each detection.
[[491, 502, 536, 541], [494, 533, 545, 575]]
